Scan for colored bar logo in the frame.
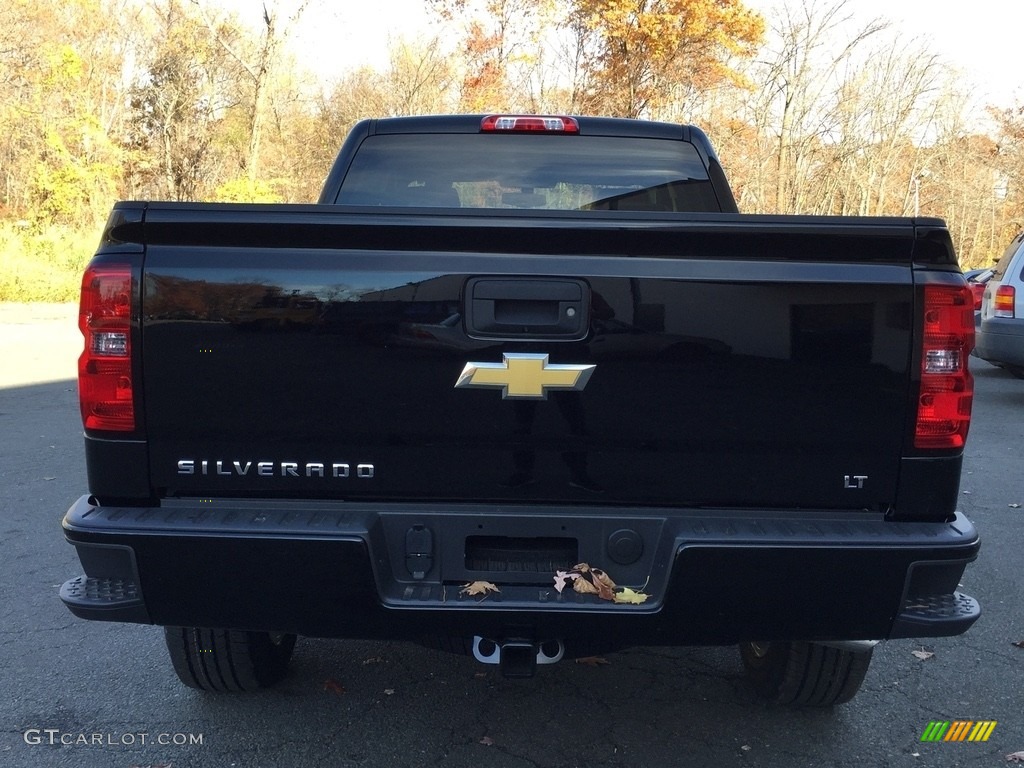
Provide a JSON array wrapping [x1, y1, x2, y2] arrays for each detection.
[[921, 721, 997, 742]]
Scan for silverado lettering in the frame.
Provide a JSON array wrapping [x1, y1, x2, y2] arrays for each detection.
[[175, 460, 374, 478], [60, 114, 979, 707]]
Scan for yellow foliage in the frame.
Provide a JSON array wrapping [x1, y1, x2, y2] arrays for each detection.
[[213, 178, 284, 204], [0, 223, 95, 302], [30, 119, 121, 226], [42, 44, 84, 88]]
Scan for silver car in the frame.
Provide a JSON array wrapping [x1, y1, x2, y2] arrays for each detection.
[[975, 231, 1024, 378]]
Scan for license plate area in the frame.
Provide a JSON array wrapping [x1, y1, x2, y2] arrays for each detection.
[[465, 536, 578, 575], [376, 509, 664, 594]]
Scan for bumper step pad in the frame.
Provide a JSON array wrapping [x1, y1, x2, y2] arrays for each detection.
[[60, 575, 149, 623], [891, 591, 980, 638]]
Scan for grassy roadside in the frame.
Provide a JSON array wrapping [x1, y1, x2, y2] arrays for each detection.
[[0, 223, 98, 303]]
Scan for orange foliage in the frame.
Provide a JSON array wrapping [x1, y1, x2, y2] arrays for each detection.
[[460, 20, 506, 112], [569, 0, 764, 117]]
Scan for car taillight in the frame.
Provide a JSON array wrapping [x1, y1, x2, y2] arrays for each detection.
[[970, 282, 985, 311], [480, 115, 580, 133], [79, 265, 135, 431], [993, 285, 1016, 318], [915, 285, 974, 450]]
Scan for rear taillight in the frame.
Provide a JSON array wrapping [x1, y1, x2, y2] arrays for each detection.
[[79, 265, 135, 431], [915, 285, 974, 449], [993, 285, 1016, 318], [970, 282, 985, 310], [480, 115, 580, 133]]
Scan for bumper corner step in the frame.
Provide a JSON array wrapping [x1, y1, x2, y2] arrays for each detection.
[[60, 575, 150, 623], [890, 591, 980, 638]]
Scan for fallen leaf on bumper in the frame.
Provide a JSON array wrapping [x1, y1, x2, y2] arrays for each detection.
[[613, 587, 649, 604], [554, 570, 580, 593], [558, 562, 651, 604], [461, 581, 500, 597], [589, 567, 617, 601]]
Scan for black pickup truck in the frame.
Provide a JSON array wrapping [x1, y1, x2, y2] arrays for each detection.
[[62, 115, 979, 706]]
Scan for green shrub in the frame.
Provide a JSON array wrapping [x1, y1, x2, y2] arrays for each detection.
[[213, 177, 283, 203], [0, 223, 96, 302]]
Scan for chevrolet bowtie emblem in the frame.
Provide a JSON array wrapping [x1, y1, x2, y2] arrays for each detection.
[[455, 353, 596, 399]]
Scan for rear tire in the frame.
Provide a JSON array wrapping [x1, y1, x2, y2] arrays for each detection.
[[739, 641, 872, 706], [164, 627, 296, 692]]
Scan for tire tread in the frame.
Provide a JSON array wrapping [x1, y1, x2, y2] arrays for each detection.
[[740, 640, 872, 707], [164, 627, 296, 692]]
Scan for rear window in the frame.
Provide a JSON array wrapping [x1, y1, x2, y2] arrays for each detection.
[[335, 134, 719, 212]]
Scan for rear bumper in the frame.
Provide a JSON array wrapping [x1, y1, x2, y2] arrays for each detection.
[[61, 495, 981, 645], [975, 317, 1024, 367]]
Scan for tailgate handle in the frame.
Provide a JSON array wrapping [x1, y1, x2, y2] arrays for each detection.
[[465, 278, 590, 340]]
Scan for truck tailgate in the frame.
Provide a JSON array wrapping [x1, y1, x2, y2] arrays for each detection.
[[138, 207, 915, 512]]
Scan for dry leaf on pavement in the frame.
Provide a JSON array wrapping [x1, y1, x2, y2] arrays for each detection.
[[1006, 752, 1024, 763], [575, 656, 610, 666], [479, 736, 495, 746], [911, 649, 935, 661], [323, 678, 346, 694]]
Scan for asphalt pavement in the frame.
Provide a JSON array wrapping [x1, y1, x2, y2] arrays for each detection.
[[1, 303, 1021, 768]]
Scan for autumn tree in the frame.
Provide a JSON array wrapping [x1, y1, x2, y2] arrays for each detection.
[[192, 0, 311, 186], [735, 0, 887, 212], [6, 0, 1024, 300], [923, 127, 1006, 268], [992, 104, 1024, 240], [0, 0, 137, 224], [29, 48, 123, 224], [127, 0, 240, 200], [382, 38, 459, 115], [565, 0, 764, 118], [427, 0, 548, 112], [320, 38, 456, 121], [296, 36, 457, 201]]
